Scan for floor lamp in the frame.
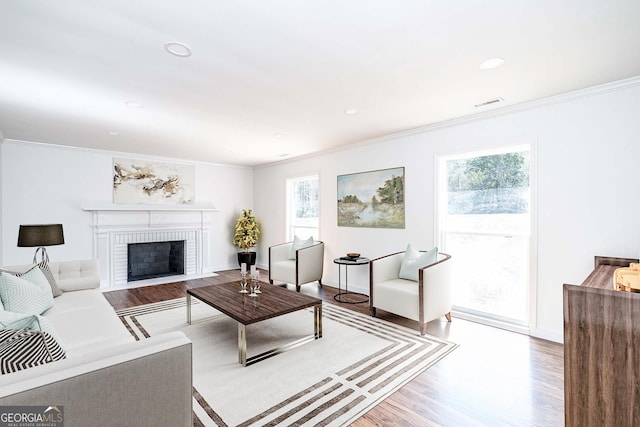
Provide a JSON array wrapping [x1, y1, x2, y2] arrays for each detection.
[[17, 224, 65, 264]]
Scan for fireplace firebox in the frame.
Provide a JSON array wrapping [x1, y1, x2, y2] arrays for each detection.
[[127, 240, 185, 282]]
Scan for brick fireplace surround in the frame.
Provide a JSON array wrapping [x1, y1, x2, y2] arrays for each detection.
[[84, 206, 217, 290]]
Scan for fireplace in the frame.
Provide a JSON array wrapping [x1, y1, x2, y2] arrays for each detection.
[[127, 240, 185, 282], [84, 206, 217, 289]]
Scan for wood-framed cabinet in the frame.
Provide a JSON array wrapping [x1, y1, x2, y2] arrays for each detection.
[[564, 256, 640, 426]]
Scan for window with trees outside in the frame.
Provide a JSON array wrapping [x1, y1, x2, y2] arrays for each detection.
[[438, 145, 531, 328], [287, 175, 319, 241]]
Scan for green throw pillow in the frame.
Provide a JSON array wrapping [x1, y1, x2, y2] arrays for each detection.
[[0, 270, 54, 315], [399, 244, 439, 282], [0, 310, 64, 347], [3, 264, 62, 298], [289, 235, 315, 259]]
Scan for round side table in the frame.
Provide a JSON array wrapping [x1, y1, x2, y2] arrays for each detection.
[[333, 257, 370, 304]]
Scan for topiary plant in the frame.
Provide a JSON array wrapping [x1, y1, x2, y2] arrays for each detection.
[[232, 209, 260, 252]]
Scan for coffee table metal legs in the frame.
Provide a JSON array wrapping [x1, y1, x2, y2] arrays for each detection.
[[238, 324, 247, 365], [314, 304, 322, 338], [237, 303, 323, 367], [188, 291, 323, 367], [186, 293, 192, 324]]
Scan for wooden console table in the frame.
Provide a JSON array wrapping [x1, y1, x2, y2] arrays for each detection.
[[564, 256, 640, 427]]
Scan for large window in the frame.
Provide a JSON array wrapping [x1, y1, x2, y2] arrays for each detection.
[[287, 175, 319, 240], [437, 145, 532, 328]]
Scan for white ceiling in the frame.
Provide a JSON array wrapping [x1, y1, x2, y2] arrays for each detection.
[[1, 1, 639, 167]]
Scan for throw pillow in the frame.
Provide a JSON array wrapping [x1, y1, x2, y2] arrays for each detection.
[[0, 271, 54, 315], [1, 310, 40, 330], [289, 235, 315, 259], [399, 244, 439, 282], [4, 264, 62, 298], [37, 262, 63, 297], [0, 328, 66, 374], [9, 266, 51, 294], [0, 310, 64, 347], [0, 269, 8, 311]]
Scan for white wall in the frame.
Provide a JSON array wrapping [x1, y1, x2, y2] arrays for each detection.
[[254, 79, 640, 342], [2, 80, 638, 342], [0, 140, 254, 271]]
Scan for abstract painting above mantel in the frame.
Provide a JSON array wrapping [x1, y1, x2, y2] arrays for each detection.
[[337, 166, 405, 228], [113, 158, 195, 205]]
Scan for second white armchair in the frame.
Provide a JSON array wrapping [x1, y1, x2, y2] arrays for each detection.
[[370, 249, 453, 335], [268, 240, 324, 292]]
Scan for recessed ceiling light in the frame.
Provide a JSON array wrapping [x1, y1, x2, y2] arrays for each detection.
[[107, 131, 120, 136], [344, 108, 358, 115], [164, 41, 192, 57], [273, 133, 285, 138], [479, 57, 505, 70], [125, 100, 143, 108]]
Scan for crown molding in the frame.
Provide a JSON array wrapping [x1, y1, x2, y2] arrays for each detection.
[[2, 138, 251, 170], [258, 75, 640, 169], [380, 75, 640, 141]]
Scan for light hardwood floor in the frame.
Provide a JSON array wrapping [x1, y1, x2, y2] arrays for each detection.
[[104, 269, 564, 426]]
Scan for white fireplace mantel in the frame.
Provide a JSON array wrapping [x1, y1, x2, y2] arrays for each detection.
[[82, 204, 219, 212], [83, 205, 218, 289]]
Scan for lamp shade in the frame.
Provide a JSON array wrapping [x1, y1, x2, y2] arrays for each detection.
[[17, 224, 65, 247]]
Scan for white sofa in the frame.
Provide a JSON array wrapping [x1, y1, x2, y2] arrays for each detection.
[[268, 240, 324, 291], [370, 251, 453, 335], [0, 259, 193, 427]]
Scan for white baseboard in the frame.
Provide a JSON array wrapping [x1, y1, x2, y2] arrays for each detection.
[[529, 327, 563, 344], [101, 272, 218, 292]]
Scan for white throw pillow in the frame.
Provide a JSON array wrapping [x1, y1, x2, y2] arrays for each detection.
[[0, 270, 54, 315], [399, 244, 439, 282], [289, 235, 315, 259]]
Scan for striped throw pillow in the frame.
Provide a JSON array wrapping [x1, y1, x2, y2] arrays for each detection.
[[36, 262, 63, 297], [0, 329, 66, 374]]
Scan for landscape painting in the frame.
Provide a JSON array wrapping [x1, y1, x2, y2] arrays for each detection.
[[337, 167, 405, 228], [113, 158, 195, 204]]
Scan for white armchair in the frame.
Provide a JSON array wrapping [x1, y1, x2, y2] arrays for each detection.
[[370, 250, 452, 335], [268, 241, 324, 292]]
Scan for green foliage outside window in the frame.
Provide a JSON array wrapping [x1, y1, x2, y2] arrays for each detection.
[[447, 152, 529, 214], [448, 152, 529, 191]]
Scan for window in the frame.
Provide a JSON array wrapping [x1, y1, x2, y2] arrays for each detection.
[[437, 145, 532, 328], [287, 175, 319, 240]]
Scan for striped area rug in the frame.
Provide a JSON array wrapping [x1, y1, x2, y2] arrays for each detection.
[[117, 297, 457, 426]]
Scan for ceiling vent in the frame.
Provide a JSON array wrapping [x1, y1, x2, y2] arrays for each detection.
[[474, 97, 504, 108]]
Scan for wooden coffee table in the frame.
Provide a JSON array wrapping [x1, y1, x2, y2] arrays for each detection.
[[186, 282, 322, 366]]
